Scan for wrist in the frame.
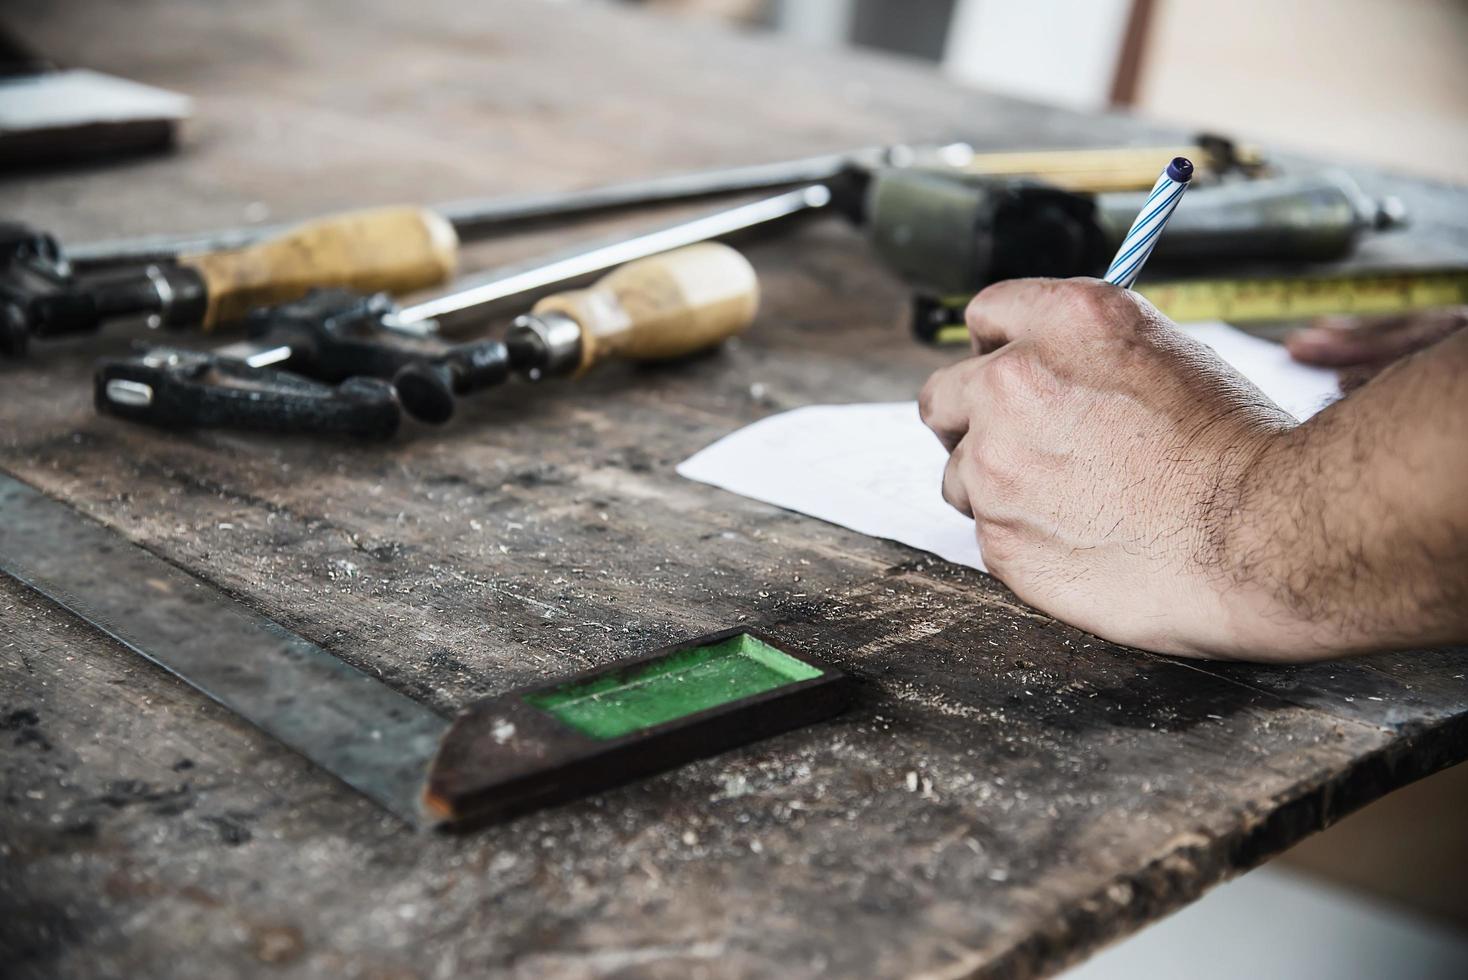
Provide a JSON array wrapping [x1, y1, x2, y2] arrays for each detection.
[[1180, 424, 1338, 661]]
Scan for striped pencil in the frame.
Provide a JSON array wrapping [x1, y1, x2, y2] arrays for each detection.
[[1103, 156, 1194, 289]]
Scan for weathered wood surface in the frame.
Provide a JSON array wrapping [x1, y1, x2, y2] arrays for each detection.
[[2, 2, 1466, 978]]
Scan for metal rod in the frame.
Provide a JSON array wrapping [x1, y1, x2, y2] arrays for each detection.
[[65, 153, 866, 271], [438, 151, 859, 239], [392, 184, 833, 326]]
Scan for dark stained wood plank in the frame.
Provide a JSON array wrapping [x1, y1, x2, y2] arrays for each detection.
[[1188, 652, 1468, 735]]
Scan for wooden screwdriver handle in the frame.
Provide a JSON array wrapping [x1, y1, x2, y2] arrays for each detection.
[[181, 206, 459, 328], [531, 242, 759, 375]]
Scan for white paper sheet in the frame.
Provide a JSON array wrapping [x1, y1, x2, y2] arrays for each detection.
[[676, 322, 1340, 572]]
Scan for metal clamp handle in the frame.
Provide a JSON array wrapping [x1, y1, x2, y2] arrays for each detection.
[[95, 349, 402, 440]]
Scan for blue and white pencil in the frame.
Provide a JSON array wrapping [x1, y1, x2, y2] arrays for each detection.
[[1103, 156, 1194, 288]]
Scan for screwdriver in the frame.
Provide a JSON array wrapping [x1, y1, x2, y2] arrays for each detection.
[[392, 242, 758, 423], [4, 206, 458, 354]]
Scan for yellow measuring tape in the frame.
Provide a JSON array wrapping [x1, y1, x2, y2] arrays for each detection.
[[931, 268, 1468, 345]]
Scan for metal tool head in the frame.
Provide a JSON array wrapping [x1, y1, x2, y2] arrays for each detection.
[[233, 286, 514, 426], [239, 288, 438, 379], [391, 338, 512, 425], [863, 170, 1109, 295], [95, 347, 402, 439], [0, 222, 73, 356], [0, 224, 209, 355]]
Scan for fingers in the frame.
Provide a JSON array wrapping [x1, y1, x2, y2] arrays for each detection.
[[918, 356, 985, 451], [941, 439, 973, 517], [939, 438, 1015, 581], [1286, 310, 1468, 367], [1285, 315, 1406, 366]]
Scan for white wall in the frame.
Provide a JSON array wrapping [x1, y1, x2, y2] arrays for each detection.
[[770, 0, 854, 46], [1136, 0, 1468, 182], [942, 0, 1134, 110]]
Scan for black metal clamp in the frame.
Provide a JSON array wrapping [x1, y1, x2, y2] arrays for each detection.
[[95, 348, 403, 440], [93, 288, 521, 437], [0, 221, 209, 358]]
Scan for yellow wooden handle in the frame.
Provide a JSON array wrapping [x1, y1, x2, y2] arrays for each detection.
[[182, 206, 459, 328], [531, 242, 759, 375], [952, 143, 1264, 192]]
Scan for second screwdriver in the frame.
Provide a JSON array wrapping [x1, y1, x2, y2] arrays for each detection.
[[392, 242, 759, 423]]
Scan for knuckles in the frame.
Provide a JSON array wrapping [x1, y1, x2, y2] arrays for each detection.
[[980, 346, 1063, 404], [916, 375, 941, 426], [981, 350, 1030, 396], [974, 520, 1022, 570], [963, 293, 994, 351], [966, 278, 1152, 352], [960, 433, 1033, 507], [963, 291, 986, 326], [1062, 280, 1140, 335], [941, 448, 974, 517]]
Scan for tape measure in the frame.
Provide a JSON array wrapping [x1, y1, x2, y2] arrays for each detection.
[[918, 268, 1468, 345]]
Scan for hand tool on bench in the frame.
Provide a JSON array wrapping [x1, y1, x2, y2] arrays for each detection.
[[926, 132, 1263, 192], [58, 135, 1262, 272], [0, 206, 457, 356], [864, 168, 1407, 302], [93, 345, 408, 439], [95, 188, 817, 435], [395, 239, 760, 423], [861, 167, 1444, 342], [914, 267, 1468, 343], [0, 473, 851, 828]]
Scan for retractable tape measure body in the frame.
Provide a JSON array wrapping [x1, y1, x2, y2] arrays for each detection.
[[918, 268, 1468, 345]]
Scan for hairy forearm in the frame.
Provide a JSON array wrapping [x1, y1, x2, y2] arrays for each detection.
[[921, 278, 1465, 663], [1213, 329, 1468, 659]]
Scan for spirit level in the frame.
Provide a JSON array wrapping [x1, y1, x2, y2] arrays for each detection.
[[0, 474, 852, 828], [425, 629, 852, 825]]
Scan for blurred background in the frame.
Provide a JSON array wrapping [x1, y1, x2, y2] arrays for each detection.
[[620, 0, 1468, 184]]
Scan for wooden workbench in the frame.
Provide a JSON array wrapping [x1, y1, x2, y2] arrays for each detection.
[[3, 2, 1466, 977]]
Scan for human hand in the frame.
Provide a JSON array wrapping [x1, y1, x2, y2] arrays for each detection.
[[918, 278, 1298, 658], [1287, 309, 1467, 391]]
